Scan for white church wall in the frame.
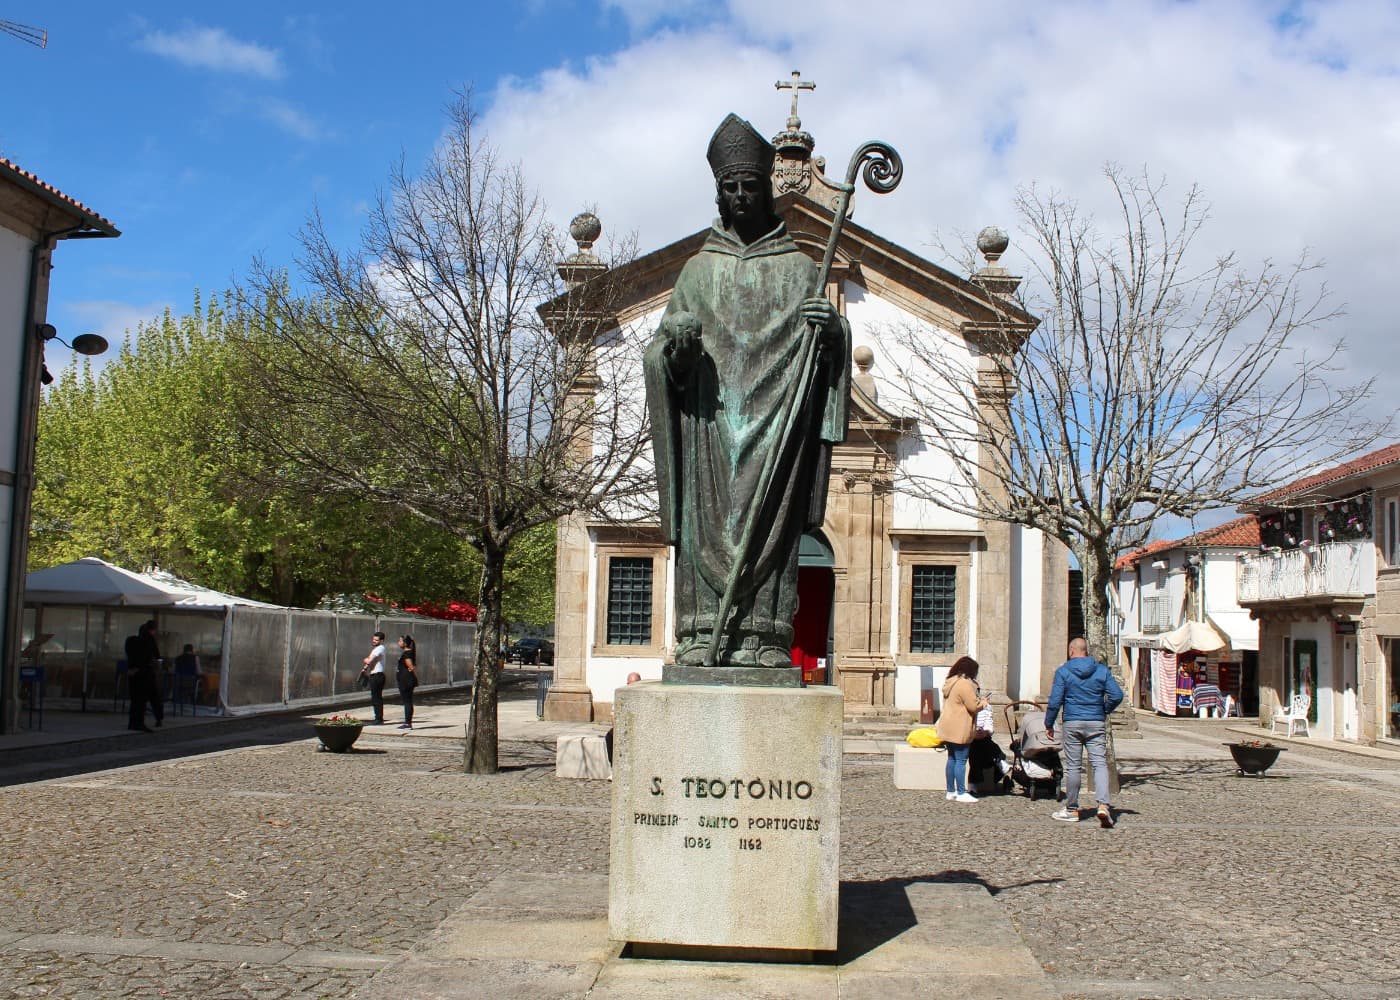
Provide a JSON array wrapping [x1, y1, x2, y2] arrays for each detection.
[[842, 282, 978, 532], [589, 657, 665, 705], [1012, 525, 1047, 701], [590, 305, 664, 521]]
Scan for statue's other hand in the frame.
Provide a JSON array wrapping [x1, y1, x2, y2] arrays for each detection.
[[800, 296, 842, 350], [661, 311, 703, 372]]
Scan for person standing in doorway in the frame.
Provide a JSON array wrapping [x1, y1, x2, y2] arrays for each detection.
[[939, 656, 989, 803], [361, 631, 387, 724], [1045, 637, 1125, 827], [396, 634, 419, 730]]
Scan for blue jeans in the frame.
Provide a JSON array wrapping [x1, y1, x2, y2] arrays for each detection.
[[1061, 720, 1110, 808], [945, 741, 971, 794]]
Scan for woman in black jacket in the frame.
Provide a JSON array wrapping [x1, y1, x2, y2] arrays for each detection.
[[396, 634, 420, 730]]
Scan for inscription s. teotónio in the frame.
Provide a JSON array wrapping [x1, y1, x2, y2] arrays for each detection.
[[647, 776, 815, 800]]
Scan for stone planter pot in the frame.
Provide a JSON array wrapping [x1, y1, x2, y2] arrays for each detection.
[[315, 723, 364, 753], [1225, 742, 1285, 776]]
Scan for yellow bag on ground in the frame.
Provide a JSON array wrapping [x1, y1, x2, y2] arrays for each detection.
[[906, 726, 941, 748]]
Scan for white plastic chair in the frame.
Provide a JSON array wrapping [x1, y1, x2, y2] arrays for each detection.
[[1271, 693, 1312, 737], [1222, 694, 1242, 718]]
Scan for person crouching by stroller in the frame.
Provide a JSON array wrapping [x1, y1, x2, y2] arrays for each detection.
[[1045, 637, 1125, 827], [940, 656, 990, 803]]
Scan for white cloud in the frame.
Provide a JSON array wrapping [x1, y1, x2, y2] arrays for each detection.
[[260, 99, 324, 141], [137, 25, 284, 79], [474, 0, 1400, 428]]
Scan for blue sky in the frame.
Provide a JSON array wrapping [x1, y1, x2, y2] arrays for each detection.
[[6, 1, 1400, 542], [2, 2, 636, 342]]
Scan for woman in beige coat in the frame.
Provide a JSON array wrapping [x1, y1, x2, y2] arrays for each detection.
[[940, 656, 989, 802]]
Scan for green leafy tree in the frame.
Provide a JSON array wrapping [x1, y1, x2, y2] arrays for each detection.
[[33, 293, 478, 607]]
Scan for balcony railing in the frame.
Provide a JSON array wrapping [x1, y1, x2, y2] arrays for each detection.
[[1237, 538, 1375, 604]]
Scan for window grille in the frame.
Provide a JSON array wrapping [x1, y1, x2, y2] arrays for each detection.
[[909, 565, 956, 654], [606, 557, 653, 646]]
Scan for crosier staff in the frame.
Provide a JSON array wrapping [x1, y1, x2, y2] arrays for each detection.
[[705, 140, 904, 667]]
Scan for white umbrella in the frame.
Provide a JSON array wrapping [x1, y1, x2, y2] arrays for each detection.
[[24, 557, 175, 606], [1160, 619, 1227, 654]]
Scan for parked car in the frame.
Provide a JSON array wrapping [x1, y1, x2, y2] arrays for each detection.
[[506, 637, 554, 666]]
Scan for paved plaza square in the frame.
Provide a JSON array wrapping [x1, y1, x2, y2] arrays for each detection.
[[1, 691, 1397, 999]]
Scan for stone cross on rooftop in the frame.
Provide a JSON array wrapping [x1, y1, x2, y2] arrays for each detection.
[[775, 70, 815, 129]]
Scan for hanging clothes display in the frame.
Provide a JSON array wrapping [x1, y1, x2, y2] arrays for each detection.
[[1152, 649, 1179, 715]]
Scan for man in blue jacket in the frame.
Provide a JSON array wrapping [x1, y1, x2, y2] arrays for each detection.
[[1044, 637, 1125, 827]]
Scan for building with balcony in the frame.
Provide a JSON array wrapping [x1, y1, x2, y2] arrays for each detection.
[[1237, 443, 1400, 744], [1113, 517, 1261, 715]]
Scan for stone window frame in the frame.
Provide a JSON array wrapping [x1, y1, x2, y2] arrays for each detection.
[[593, 538, 667, 659], [893, 534, 973, 666]]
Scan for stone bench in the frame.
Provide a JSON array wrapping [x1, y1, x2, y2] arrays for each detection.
[[892, 744, 945, 790], [555, 731, 612, 780]]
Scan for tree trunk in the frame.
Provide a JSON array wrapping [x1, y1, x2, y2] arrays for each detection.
[[465, 542, 505, 774], [1079, 544, 1130, 794]]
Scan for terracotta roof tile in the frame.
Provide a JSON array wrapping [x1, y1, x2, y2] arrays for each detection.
[[1114, 515, 1261, 569], [1245, 443, 1400, 507], [0, 157, 119, 236], [1185, 515, 1261, 548]]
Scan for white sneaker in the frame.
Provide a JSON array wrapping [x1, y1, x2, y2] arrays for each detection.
[[953, 792, 979, 803], [1051, 807, 1079, 822], [945, 792, 957, 800]]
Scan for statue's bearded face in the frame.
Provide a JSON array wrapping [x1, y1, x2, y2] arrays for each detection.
[[717, 170, 770, 227]]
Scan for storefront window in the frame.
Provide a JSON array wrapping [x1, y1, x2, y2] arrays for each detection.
[[1388, 639, 1400, 741]]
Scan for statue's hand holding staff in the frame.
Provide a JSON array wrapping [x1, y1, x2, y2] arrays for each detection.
[[800, 296, 842, 354]]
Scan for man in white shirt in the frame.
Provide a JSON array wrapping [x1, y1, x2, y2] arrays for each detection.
[[361, 631, 387, 724]]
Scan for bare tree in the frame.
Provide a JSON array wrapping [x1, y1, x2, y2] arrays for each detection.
[[234, 96, 652, 772], [886, 165, 1386, 673]]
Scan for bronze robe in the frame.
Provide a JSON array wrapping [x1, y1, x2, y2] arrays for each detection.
[[643, 219, 849, 666]]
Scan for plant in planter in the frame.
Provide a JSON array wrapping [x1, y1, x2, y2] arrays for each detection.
[[1224, 737, 1286, 776], [313, 713, 365, 753]]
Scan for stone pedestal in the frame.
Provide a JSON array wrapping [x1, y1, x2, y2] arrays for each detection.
[[892, 745, 944, 789], [609, 682, 842, 955], [556, 734, 611, 780]]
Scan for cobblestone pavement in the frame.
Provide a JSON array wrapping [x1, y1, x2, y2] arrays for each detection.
[[0, 706, 1397, 998]]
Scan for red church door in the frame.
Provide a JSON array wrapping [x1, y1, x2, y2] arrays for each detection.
[[791, 565, 834, 684]]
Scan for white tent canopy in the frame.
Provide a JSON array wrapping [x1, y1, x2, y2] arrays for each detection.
[[24, 557, 275, 609], [25, 558, 182, 607], [1160, 620, 1227, 654]]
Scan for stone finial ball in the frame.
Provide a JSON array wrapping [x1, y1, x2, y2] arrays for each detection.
[[852, 345, 875, 370], [976, 226, 1010, 257], [570, 212, 602, 245]]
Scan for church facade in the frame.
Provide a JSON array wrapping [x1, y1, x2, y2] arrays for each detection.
[[543, 112, 1069, 723]]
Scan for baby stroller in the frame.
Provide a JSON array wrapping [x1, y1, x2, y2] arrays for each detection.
[[1004, 700, 1063, 801]]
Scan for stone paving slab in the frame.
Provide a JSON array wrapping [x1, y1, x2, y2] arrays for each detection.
[[357, 872, 1056, 999]]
